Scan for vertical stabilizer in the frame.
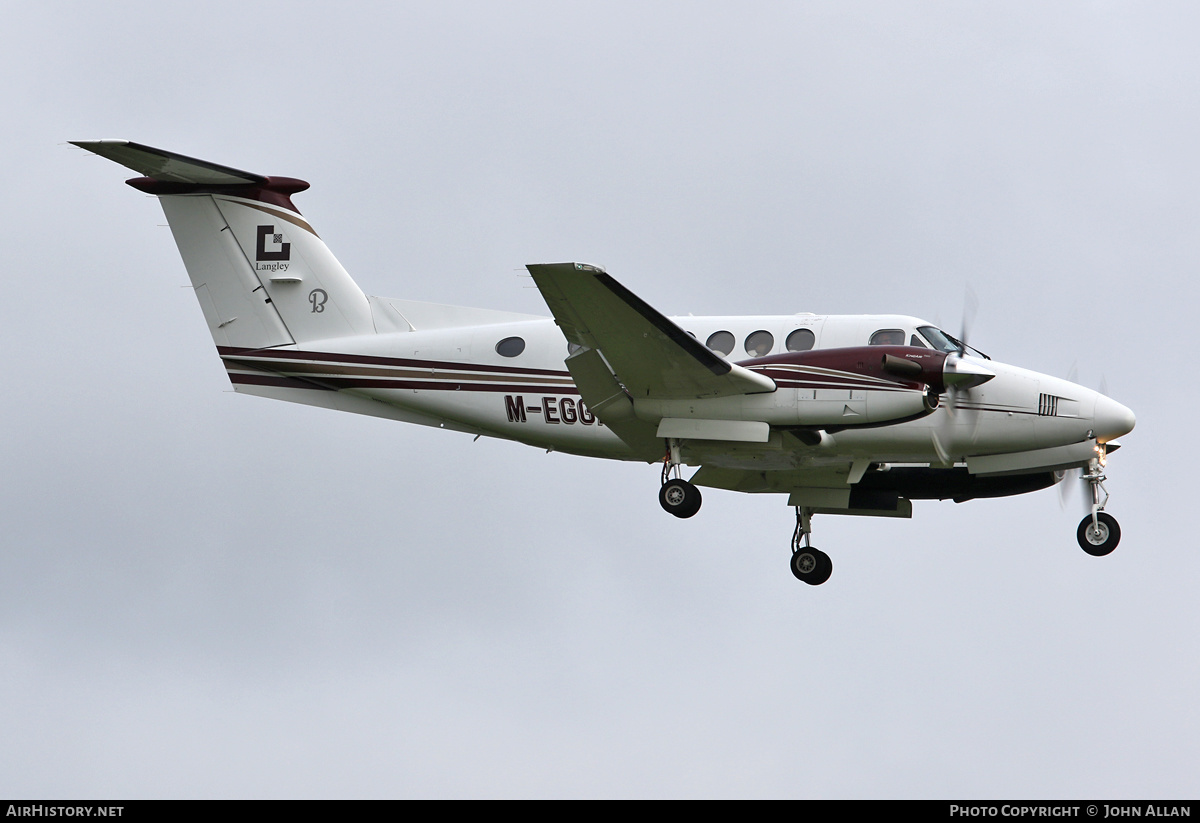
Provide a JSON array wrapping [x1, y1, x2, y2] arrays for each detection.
[[73, 140, 375, 348]]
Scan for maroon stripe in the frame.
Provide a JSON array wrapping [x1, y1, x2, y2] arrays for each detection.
[[229, 372, 335, 391], [227, 369, 579, 395], [313, 377, 580, 394], [216, 346, 571, 377]]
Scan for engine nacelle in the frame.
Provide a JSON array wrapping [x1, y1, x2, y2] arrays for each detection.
[[633, 346, 943, 429]]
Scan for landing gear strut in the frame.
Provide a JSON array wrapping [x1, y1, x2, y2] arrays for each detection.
[[790, 506, 832, 585], [658, 439, 701, 518], [1076, 452, 1120, 556]]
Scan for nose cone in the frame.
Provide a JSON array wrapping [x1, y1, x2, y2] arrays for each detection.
[[1094, 394, 1136, 442]]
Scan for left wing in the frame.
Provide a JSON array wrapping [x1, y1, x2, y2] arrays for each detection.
[[527, 263, 775, 399]]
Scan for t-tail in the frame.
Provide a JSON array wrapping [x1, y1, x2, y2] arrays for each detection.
[[71, 140, 374, 350]]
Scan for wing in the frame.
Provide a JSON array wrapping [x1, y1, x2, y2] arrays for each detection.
[[528, 262, 776, 460], [527, 263, 774, 399]]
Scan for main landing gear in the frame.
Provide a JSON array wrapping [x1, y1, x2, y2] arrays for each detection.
[[1076, 454, 1120, 556], [658, 440, 702, 519], [790, 506, 832, 586], [656, 440, 830, 585]]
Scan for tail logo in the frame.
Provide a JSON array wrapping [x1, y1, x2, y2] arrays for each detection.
[[256, 225, 291, 261], [309, 289, 328, 313]]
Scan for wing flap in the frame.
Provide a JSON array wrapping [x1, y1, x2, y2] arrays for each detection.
[[564, 347, 662, 460]]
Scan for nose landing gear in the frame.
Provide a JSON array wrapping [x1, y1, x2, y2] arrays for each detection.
[[1076, 453, 1120, 556], [790, 506, 832, 585]]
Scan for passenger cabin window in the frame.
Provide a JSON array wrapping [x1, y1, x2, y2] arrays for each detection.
[[869, 329, 905, 346], [786, 329, 815, 352], [496, 336, 526, 357], [744, 330, 774, 357], [706, 330, 735, 356]]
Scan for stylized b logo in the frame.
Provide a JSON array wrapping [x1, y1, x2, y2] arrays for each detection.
[[256, 225, 290, 261], [309, 289, 328, 313]]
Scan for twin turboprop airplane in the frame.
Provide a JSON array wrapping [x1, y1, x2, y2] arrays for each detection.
[[74, 140, 1137, 586]]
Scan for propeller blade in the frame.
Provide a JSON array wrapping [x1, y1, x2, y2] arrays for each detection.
[[1056, 468, 1092, 514], [959, 285, 979, 354], [931, 428, 952, 465]]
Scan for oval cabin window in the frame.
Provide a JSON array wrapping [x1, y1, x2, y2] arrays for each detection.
[[496, 337, 526, 357], [786, 329, 815, 352], [706, 330, 735, 356], [744, 330, 774, 357]]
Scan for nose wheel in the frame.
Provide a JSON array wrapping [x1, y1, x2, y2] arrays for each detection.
[[1077, 511, 1120, 556], [790, 506, 832, 585], [1075, 453, 1121, 556]]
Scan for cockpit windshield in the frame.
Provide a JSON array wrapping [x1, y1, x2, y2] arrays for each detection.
[[917, 326, 990, 359], [917, 326, 957, 352]]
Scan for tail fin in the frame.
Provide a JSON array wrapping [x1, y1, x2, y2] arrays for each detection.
[[72, 140, 374, 348]]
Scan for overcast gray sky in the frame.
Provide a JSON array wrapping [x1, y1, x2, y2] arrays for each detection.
[[2, 1, 1196, 798]]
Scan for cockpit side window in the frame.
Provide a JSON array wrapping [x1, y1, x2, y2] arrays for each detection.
[[869, 329, 905, 346], [909, 334, 927, 348]]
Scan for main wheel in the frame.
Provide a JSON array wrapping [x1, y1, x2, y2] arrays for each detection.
[[1077, 512, 1120, 556], [790, 548, 833, 585], [659, 479, 702, 518]]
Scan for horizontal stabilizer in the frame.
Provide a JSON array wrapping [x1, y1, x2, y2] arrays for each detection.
[[71, 140, 265, 185]]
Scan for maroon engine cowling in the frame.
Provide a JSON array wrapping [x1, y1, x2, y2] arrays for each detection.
[[738, 346, 950, 394]]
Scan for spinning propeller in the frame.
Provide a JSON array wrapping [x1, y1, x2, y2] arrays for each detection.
[[930, 287, 992, 464]]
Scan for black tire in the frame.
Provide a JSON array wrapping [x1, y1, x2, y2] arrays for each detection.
[[1077, 512, 1120, 556], [659, 479, 702, 518], [790, 548, 833, 585]]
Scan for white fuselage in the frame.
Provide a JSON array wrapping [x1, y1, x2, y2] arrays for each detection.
[[226, 309, 1131, 469]]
